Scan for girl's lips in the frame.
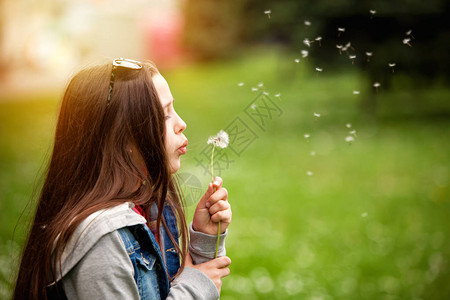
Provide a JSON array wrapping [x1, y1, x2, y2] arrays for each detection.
[[178, 146, 187, 154]]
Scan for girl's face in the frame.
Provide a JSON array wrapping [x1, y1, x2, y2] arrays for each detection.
[[153, 73, 187, 174]]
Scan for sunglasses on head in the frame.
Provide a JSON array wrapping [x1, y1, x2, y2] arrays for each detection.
[[107, 58, 143, 106]]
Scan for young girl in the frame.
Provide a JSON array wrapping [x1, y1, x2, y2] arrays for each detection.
[[13, 58, 232, 299]]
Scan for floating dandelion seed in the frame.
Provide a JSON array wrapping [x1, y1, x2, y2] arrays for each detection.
[[306, 171, 313, 176], [342, 42, 353, 52], [263, 91, 269, 96], [336, 44, 343, 55], [361, 212, 368, 218], [337, 27, 346, 37], [366, 52, 373, 62], [207, 130, 229, 258], [315, 36, 322, 47], [370, 9, 376, 19], [388, 63, 396, 73], [301, 50, 309, 58], [403, 38, 412, 47], [251, 104, 257, 110], [373, 82, 381, 93], [349, 55, 356, 64], [303, 38, 312, 47], [406, 29, 415, 39], [353, 90, 360, 95], [294, 58, 300, 63], [274, 93, 281, 98], [251, 87, 258, 92], [315, 67, 323, 72], [304, 20, 311, 26], [310, 151, 316, 156], [346, 123, 352, 128], [264, 10, 271, 19], [238, 82, 244, 87], [350, 130, 357, 137], [313, 112, 321, 117], [345, 136, 355, 144], [304, 134, 310, 138], [258, 82, 264, 88]]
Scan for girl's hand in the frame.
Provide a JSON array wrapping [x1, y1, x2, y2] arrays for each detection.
[[185, 251, 231, 294], [193, 176, 232, 235]]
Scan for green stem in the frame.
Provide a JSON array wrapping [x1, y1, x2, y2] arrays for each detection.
[[210, 145, 221, 258]]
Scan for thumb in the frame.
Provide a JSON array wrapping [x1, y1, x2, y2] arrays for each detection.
[[198, 183, 214, 208]]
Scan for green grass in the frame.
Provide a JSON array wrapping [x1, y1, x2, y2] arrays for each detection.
[[1, 48, 449, 299]]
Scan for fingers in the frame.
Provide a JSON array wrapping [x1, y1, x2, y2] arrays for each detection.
[[211, 256, 231, 269], [208, 199, 230, 215], [211, 209, 232, 224], [212, 176, 223, 190], [206, 187, 228, 208], [198, 183, 215, 207]]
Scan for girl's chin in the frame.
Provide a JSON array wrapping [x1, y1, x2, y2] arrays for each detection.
[[169, 159, 181, 174]]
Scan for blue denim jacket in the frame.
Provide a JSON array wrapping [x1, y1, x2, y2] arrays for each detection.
[[117, 205, 180, 300]]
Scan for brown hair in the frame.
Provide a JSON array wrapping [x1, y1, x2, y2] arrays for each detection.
[[13, 60, 188, 299]]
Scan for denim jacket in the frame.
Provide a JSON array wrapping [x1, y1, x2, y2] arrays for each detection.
[[117, 205, 180, 300]]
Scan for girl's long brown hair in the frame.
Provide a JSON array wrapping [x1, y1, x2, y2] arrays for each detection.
[[13, 60, 188, 299]]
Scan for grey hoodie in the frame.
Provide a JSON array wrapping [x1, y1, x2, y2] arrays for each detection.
[[54, 202, 227, 299]]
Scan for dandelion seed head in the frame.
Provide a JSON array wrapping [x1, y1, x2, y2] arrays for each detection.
[[373, 82, 381, 88], [338, 27, 346, 32], [346, 123, 352, 128], [353, 90, 360, 94], [315, 67, 323, 72], [207, 130, 229, 148], [366, 52, 373, 56], [238, 82, 244, 87], [304, 20, 311, 26], [313, 112, 321, 117], [304, 134, 310, 138], [307, 171, 313, 176], [301, 50, 309, 58], [345, 136, 355, 143], [294, 58, 300, 63], [388, 63, 396, 67]]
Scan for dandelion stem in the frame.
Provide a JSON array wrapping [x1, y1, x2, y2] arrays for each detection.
[[210, 144, 221, 258]]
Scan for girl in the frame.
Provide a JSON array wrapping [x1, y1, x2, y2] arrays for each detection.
[[13, 58, 232, 299]]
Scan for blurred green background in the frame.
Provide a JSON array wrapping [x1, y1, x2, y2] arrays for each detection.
[[1, 0, 449, 299]]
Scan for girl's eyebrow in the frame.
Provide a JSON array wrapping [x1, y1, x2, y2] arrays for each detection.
[[164, 99, 174, 109]]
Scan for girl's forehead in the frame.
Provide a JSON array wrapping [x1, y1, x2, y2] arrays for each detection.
[[152, 73, 173, 106]]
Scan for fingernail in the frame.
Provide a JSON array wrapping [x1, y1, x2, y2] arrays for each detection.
[[213, 181, 219, 186], [206, 202, 210, 208]]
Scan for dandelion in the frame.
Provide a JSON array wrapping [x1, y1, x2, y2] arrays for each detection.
[[337, 27, 346, 37], [303, 38, 312, 47], [306, 171, 313, 176], [304, 20, 311, 26], [238, 82, 244, 87], [353, 90, 360, 95], [349, 55, 356, 64], [207, 130, 229, 258], [406, 29, 415, 39], [373, 82, 381, 93], [301, 50, 309, 58], [346, 123, 352, 128], [345, 136, 355, 144], [370, 9, 376, 19], [304, 134, 310, 138], [366, 52, 373, 62], [403, 38, 412, 47], [336, 44, 343, 55], [313, 112, 321, 118], [251, 104, 257, 110], [294, 58, 300, 63], [264, 10, 271, 19], [388, 62, 396, 73], [315, 36, 322, 47], [310, 151, 316, 156]]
